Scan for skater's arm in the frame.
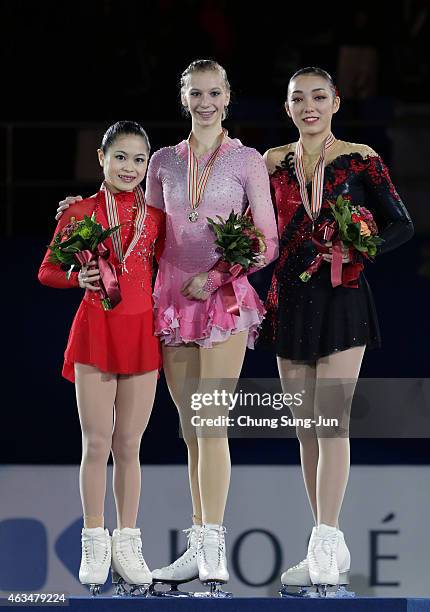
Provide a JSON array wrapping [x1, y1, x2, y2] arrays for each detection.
[[361, 152, 414, 254]]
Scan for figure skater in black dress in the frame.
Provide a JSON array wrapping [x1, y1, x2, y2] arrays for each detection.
[[260, 67, 413, 594]]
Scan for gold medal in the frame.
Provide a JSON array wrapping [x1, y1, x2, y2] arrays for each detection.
[[188, 211, 199, 222]]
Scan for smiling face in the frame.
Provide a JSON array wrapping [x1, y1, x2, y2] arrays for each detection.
[[97, 134, 149, 193], [181, 69, 230, 129], [286, 74, 340, 137]]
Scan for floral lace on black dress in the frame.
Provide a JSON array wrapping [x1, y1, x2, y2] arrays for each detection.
[[258, 148, 413, 362]]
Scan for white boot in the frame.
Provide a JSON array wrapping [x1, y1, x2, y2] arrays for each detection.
[[336, 528, 351, 584], [152, 525, 200, 584], [281, 527, 350, 587], [111, 527, 152, 587], [281, 527, 315, 587], [308, 524, 350, 586], [197, 524, 229, 584], [79, 527, 111, 592]]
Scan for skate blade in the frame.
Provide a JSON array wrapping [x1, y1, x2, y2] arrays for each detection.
[[280, 585, 312, 598], [151, 575, 199, 586], [149, 581, 197, 598], [194, 581, 232, 598], [112, 570, 150, 597], [88, 584, 102, 597], [280, 583, 354, 599], [311, 585, 355, 598]]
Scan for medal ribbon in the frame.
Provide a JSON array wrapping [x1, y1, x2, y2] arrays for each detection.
[[101, 183, 147, 268], [187, 130, 226, 215], [294, 133, 336, 223]]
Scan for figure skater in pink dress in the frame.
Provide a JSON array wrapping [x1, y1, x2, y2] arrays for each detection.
[[145, 59, 278, 594]]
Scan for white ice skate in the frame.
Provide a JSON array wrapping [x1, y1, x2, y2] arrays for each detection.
[[150, 525, 200, 597], [79, 527, 111, 596], [280, 526, 316, 595], [111, 527, 152, 596], [280, 526, 353, 598], [307, 524, 353, 597], [195, 524, 232, 598]]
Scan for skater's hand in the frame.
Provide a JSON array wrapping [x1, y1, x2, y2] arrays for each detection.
[[55, 195, 83, 220], [181, 273, 210, 301], [323, 242, 350, 263], [78, 263, 101, 291]]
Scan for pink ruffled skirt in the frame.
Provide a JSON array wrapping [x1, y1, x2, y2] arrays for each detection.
[[153, 264, 265, 348]]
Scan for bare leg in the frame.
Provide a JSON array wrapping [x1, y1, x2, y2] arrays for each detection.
[[277, 357, 318, 523], [315, 346, 365, 526], [111, 369, 158, 529], [197, 331, 248, 524], [162, 344, 202, 525], [75, 363, 117, 529]]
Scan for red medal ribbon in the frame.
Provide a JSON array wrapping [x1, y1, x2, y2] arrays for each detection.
[[186, 129, 226, 221], [101, 183, 147, 272], [294, 133, 336, 223]]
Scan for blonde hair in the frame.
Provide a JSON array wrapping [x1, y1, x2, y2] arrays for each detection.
[[180, 59, 231, 94]]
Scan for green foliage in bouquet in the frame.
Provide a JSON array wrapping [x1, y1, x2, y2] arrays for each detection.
[[330, 195, 383, 258], [207, 210, 266, 271], [48, 213, 121, 278]]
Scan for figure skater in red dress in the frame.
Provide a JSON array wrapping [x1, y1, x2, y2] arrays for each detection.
[[39, 121, 164, 596]]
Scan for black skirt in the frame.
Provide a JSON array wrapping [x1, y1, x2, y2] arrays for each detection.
[[259, 262, 381, 363]]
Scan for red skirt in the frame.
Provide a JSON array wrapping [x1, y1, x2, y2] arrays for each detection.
[[62, 300, 162, 382]]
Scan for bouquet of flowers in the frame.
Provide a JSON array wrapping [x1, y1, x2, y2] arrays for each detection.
[[329, 197, 383, 257], [207, 209, 267, 272], [300, 196, 383, 287], [48, 213, 122, 310], [205, 209, 267, 315]]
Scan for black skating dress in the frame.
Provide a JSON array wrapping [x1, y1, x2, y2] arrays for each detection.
[[258, 142, 414, 362]]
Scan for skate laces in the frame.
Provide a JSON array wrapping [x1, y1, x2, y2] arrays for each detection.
[[118, 533, 147, 570], [163, 528, 198, 570], [310, 532, 338, 570], [183, 527, 198, 550], [82, 532, 109, 566], [200, 526, 226, 567]]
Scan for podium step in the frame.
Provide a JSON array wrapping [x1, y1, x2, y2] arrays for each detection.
[[40, 596, 430, 611]]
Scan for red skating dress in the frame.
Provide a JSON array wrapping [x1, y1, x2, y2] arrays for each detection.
[[38, 189, 165, 382]]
